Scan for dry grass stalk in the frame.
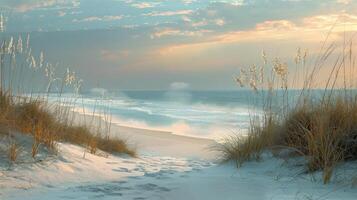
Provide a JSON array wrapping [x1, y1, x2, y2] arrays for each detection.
[[0, 16, 134, 163], [8, 142, 18, 163], [31, 141, 39, 158], [224, 35, 357, 183], [88, 137, 97, 154]]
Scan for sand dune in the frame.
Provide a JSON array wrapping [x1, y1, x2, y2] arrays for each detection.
[[1, 109, 357, 200]]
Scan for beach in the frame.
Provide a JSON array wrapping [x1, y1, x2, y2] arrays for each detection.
[[1, 108, 357, 200], [0, 1, 356, 199]]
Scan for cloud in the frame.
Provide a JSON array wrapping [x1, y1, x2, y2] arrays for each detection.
[[182, 15, 191, 22], [336, 0, 352, 5], [73, 15, 124, 22], [0, 0, 80, 12], [144, 10, 193, 17], [191, 20, 208, 27], [158, 13, 357, 56], [151, 28, 211, 38], [302, 13, 357, 31], [186, 0, 341, 32], [214, 18, 225, 26], [131, 2, 158, 9], [181, 0, 196, 4], [189, 18, 226, 27]]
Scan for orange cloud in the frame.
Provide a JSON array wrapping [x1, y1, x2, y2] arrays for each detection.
[[144, 10, 193, 17], [151, 28, 212, 38], [157, 13, 357, 56]]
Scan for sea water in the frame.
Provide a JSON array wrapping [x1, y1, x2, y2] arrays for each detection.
[[47, 89, 321, 140]]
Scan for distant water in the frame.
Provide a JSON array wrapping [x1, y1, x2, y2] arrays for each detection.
[[46, 90, 327, 140]]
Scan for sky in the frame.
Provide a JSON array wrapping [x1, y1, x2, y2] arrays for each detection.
[[0, 0, 356, 90]]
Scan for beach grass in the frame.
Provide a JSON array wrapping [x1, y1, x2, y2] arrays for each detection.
[[0, 90, 135, 160], [0, 30, 135, 162], [220, 36, 357, 184]]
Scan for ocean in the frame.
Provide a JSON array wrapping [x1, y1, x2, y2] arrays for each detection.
[[47, 89, 333, 140]]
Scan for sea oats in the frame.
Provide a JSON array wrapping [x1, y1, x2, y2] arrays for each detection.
[[0, 14, 4, 32], [273, 58, 287, 77], [251, 64, 258, 82], [262, 50, 267, 65], [27, 48, 32, 57], [7, 37, 14, 54], [30, 56, 37, 69], [260, 65, 264, 84], [26, 34, 30, 51], [17, 36, 23, 54], [294, 47, 301, 65], [45, 63, 58, 93], [45, 64, 49, 77], [303, 49, 308, 65], [74, 79, 83, 94], [240, 68, 248, 83], [249, 78, 258, 92], [0, 41, 5, 55], [26, 48, 32, 64], [250, 64, 256, 73], [11, 49, 16, 62], [65, 68, 76, 85], [45, 63, 54, 78], [236, 76, 244, 87], [39, 51, 44, 68]]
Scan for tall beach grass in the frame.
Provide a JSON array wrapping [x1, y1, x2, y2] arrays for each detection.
[[220, 32, 357, 184], [0, 14, 135, 164]]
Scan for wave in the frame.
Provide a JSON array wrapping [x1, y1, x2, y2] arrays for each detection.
[[45, 91, 263, 140]]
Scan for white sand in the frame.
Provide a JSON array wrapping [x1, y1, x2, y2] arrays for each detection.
[[1, 109, 357, 200], [69, 106, 218, 159], [109, 124, 217, 159]]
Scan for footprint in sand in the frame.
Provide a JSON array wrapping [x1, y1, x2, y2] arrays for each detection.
[[180, 174, 189, 178], [128, 175, 142, 180], [112, 167, 131, 173], [122, 160, 136, 164], [135, 183, 171, 192], [110, 180, 127, 184], [143, 171, 170, 180], [71, 183, 133, 196], [133, 197, 146, 200], [106, 161, 119, 165]]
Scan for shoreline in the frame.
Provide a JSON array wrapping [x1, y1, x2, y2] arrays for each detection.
[[68, 105, 219, 160], [1, 103, 357, 200], [69, 104, 217, 139]]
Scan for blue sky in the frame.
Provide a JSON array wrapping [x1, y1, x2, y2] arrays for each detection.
[[0, 0, 356, 90]]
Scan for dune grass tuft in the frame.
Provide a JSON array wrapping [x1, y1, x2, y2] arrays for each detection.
[[0, 27, 135, 162], [219, 117, 278, 167], [8, 142, 18, 163], [221, 37, 357, 183], [0, 94, 135, 158]]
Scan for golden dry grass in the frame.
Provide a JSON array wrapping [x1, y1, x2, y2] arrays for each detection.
[[220, 96, 357, 184], [8, 142, 18, 163], [0, 25, 135, 163], [59, 124, 136, 156], [219, 116, 278, 167], [222, 37, 357, 184], [0, 92, 135, 161]]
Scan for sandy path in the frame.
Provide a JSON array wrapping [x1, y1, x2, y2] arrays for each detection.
[[2, 109, 357, 200]]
